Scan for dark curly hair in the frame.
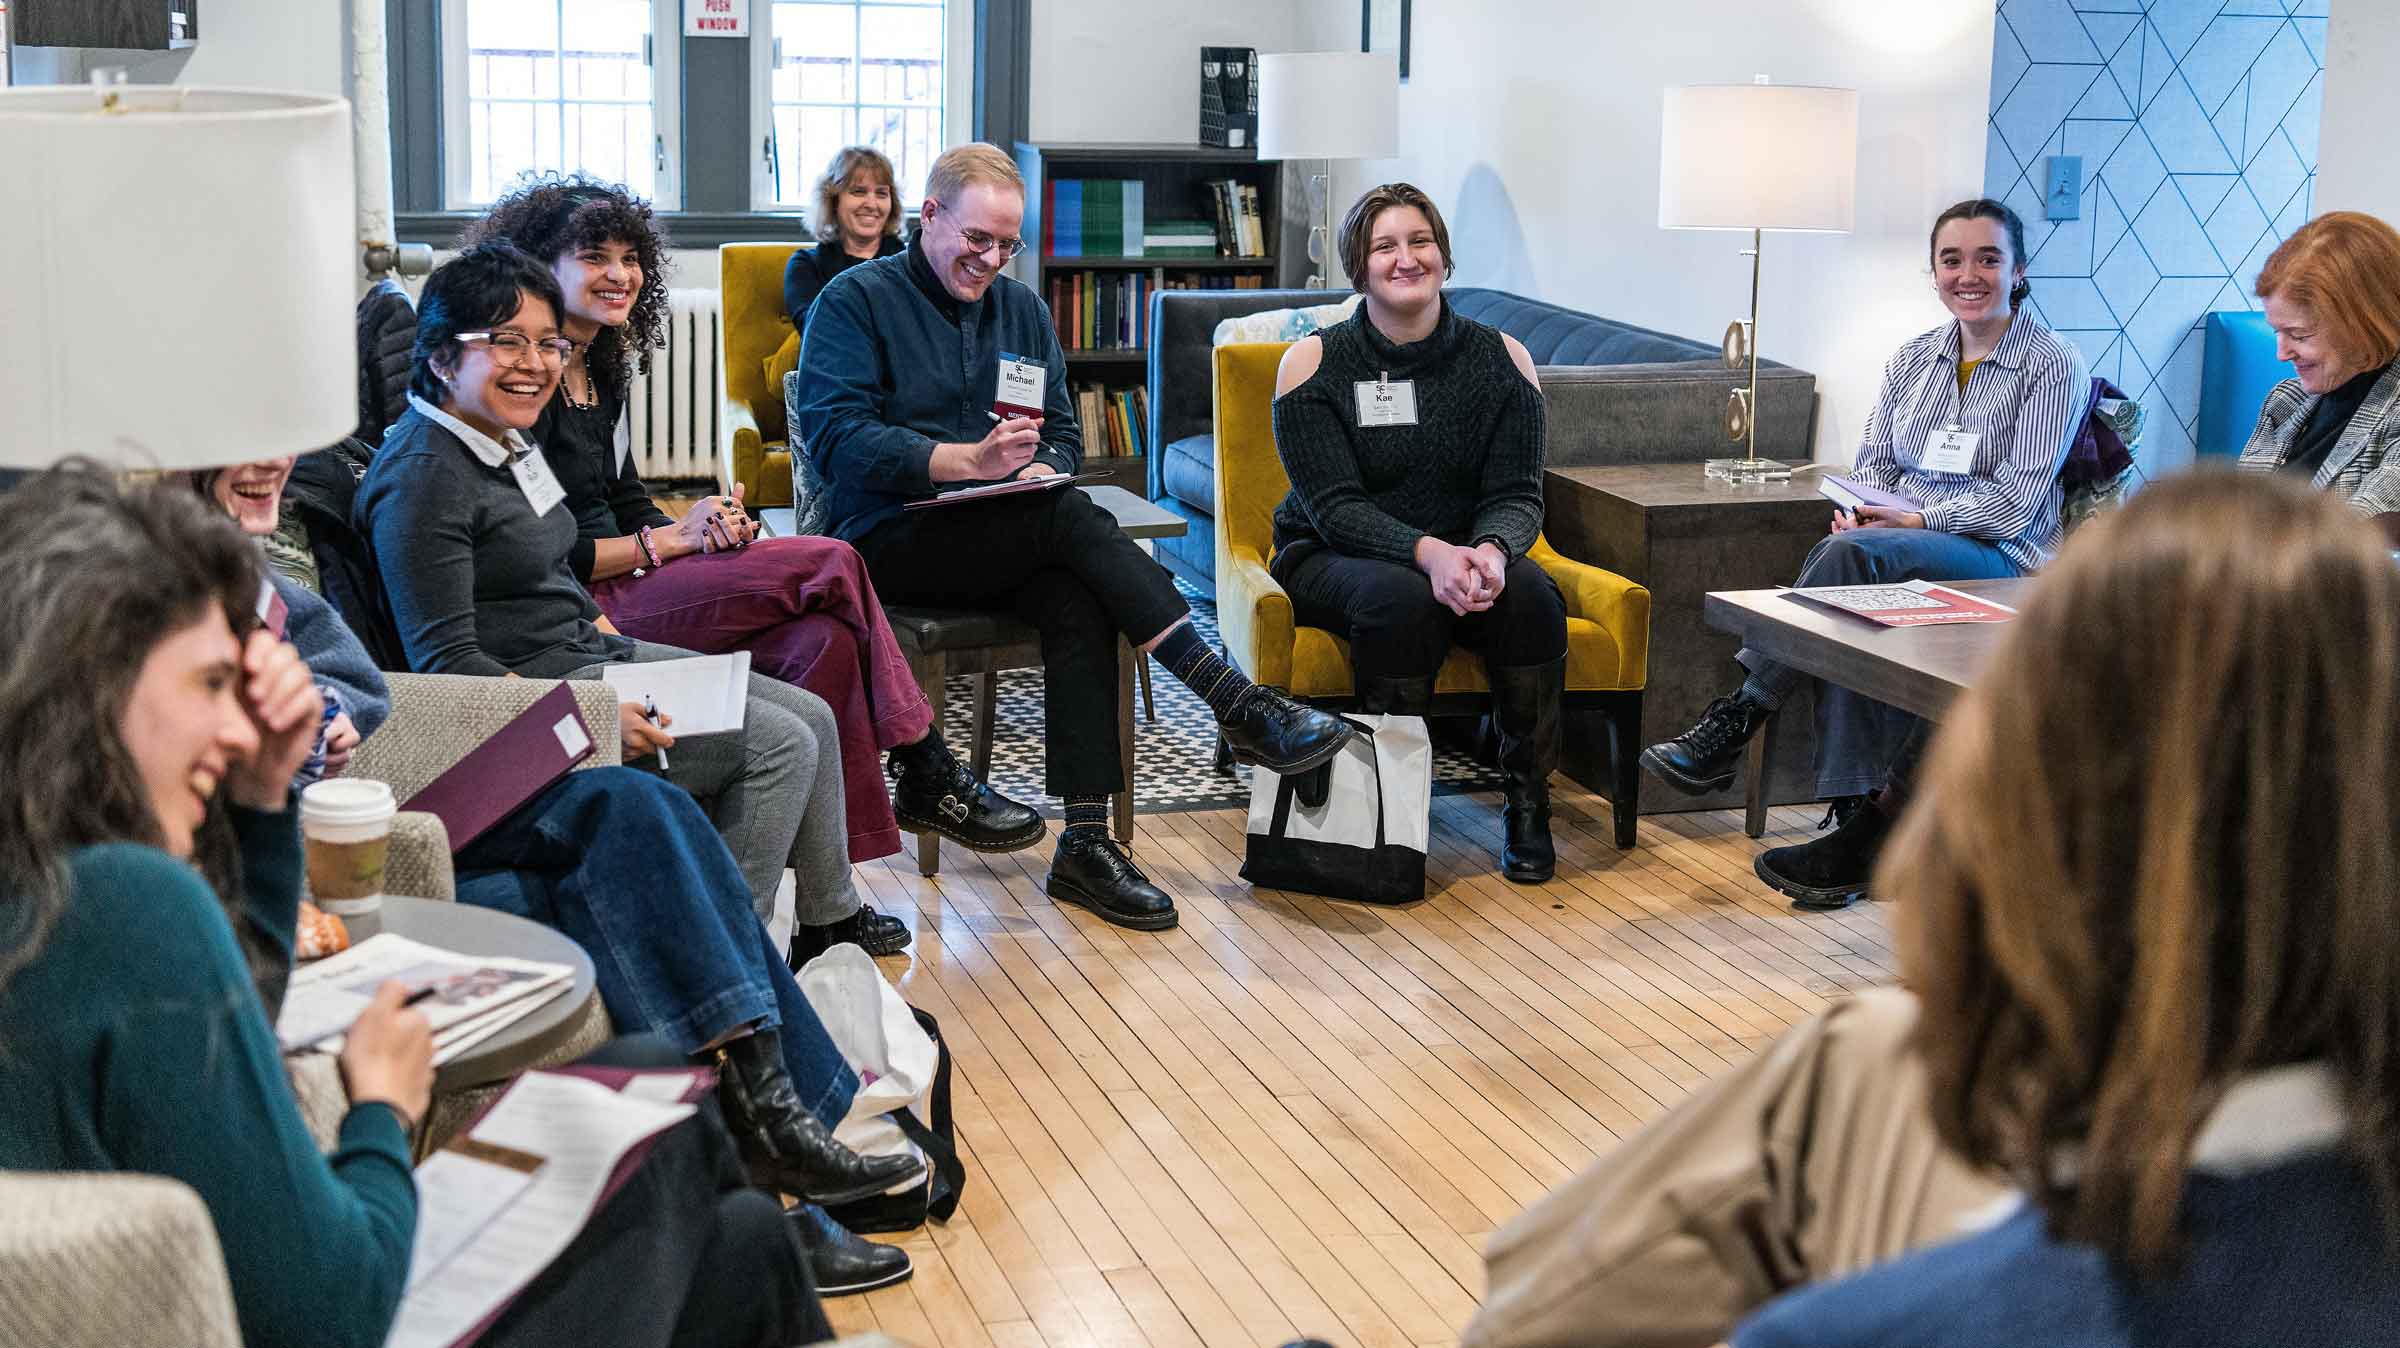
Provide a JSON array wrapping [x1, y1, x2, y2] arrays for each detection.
[[464, 173, 674, 406]]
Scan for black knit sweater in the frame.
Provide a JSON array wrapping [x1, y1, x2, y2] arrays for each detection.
[[1268, 298, 1546, 575]]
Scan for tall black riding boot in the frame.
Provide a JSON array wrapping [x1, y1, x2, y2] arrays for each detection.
[[1488, 656, 1565, 884], [715, 1031, 927, 1206], [1354, 670, 1435, 717]]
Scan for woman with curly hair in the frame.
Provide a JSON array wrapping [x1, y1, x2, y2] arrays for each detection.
[[466, 178, 1041, 963], [784, 146, 907, 331]]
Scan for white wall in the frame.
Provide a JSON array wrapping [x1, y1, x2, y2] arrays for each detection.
[[1029, 0, 1323, 141], [2318, 0, 2400, 226], [1293, 0, 1997, 462]]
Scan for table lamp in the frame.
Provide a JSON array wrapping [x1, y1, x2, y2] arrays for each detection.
[[1659, 79, 1857, 481], [1257, 51, 1399, 289], [0, 79, 357, 473]]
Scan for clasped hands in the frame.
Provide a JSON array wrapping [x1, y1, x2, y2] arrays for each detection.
[[1417, 537, 1509, 617], [669, 481, 759, 555]]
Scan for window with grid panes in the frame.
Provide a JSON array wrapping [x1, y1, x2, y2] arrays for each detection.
[[762, 0, 949, 212], [442, 0, 678, 208]]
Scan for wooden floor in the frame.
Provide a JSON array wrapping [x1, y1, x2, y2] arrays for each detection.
[[831, 784, 1897, 1348]]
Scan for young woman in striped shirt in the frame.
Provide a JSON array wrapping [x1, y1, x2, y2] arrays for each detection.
[[1642, 198, 2086, 911]]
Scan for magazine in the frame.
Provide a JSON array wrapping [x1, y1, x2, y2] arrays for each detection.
[[1786, 579, 2018, 627], [1817, 474, 1924, 514], [276, 932, 575, 1063]]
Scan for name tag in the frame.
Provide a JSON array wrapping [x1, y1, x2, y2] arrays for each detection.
[[1919, 427, 1981, 476], [509, 446, 567, 517], [994, 352, 1048, 419], [1354, 378, 1419, 428]]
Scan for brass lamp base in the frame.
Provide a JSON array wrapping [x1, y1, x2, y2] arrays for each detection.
[[1705, 456, 1791, 483]]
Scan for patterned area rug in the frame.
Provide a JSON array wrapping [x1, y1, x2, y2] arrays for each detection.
[[921, 581, 1507, 815]]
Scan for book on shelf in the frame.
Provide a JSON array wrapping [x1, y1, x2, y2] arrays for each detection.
[[1049, 179, 1081, 259], [1239, 183, 1264, 257], [1144, 218, 1219, 257]]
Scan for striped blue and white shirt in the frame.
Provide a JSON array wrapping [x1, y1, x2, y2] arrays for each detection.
[[1850, 313, 2087, 572]]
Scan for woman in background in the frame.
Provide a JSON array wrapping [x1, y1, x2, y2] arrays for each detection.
[[2238, 209, 2400, 535], [785, 145, 909, 331]]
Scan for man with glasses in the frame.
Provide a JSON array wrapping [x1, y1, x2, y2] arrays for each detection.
[[794, 142, 1354, 932]]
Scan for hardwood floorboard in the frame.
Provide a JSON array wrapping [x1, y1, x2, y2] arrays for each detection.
[[836, 786, 1893, 1346]]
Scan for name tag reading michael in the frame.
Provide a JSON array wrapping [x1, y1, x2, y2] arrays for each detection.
[[994, 353, 1048, 420], [1918, 427, 1982, 476], [1354, 376, 1419, 428], [509, 445, 567, 517]]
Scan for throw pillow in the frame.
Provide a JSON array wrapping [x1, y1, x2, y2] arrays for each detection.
[[1212, 294, 1362, 347]]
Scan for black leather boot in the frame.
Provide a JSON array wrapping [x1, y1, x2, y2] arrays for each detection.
[[889, 730, 1045, 854], [1355, 670, 1435, 717], [715, 1031, 927, 1205], [1755, 794, 1893, 911], [788, 903, 911, 969], [1488, 657, 1564, 884], [1640, 693, 1773, 795], [788, 1203, 913, 1296], [1218, 685, 1356, 774]]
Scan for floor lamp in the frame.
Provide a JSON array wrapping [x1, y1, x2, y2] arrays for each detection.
[[1257, 52, 1399, 289], [0, 80, 357, 474], [1659, 80, 1857, 482]]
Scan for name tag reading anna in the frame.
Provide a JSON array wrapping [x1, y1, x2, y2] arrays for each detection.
[[1918, 427, 1982, 476], [994, 353, 1048, 420], [1354, 376, 1419, 428], [509, 445, 568, 517]]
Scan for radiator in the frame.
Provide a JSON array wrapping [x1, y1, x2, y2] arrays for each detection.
[[625, 286, 722, 483]]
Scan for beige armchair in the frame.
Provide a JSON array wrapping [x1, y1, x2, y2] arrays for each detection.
[[0, 1172, 240, 1348]]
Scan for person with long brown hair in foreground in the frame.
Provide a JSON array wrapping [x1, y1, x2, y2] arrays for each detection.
[[1465, 469, 2400, 1347]]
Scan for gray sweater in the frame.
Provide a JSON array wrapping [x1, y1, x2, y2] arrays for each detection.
[[1268, 300, 1546, 572], [353, 405, 633, 678]]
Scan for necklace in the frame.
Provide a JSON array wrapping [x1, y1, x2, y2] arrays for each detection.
[[562, 350, 600, 411]]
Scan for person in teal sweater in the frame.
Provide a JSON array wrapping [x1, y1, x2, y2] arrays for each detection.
[[0, 467, 826, 1347]]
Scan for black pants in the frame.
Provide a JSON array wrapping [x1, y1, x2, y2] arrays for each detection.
[[1278, 548, 1567, 680], [854, 487, 1191, 797], [486, 1035, 833, 1348]]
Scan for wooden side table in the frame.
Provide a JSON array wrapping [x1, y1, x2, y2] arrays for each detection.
[[1543, 463, 1837, 813]]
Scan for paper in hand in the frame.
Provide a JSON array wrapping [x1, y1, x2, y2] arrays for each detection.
[[600, 653, 752, 736]]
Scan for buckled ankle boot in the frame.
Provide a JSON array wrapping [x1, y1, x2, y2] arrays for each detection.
[[715, 1031, 927, 1206], [1488, 656, 1565, 884]]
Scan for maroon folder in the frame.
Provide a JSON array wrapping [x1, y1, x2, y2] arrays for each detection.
[[399, 681, 596, 851]]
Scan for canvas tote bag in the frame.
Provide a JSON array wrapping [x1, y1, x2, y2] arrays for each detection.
[[1241, 713, 1431, 904]]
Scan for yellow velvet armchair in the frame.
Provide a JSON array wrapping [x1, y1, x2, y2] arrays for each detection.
[[719, 241, 810, 507], [1211, 340, 1652, 847]]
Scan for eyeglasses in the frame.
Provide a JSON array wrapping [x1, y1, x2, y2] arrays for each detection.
[[927, 201, 1027, 261], [457, 331, 576, 367]]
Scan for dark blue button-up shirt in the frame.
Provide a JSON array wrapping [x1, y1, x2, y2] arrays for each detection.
[[791, 238, 1083, 542]]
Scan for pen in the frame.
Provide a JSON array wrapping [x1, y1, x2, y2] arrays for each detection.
[[644, 694, 670, 771], [401, 986, 438, 1009]]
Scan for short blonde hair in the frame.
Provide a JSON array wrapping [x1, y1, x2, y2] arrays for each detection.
[[923, 142, 1023, 208], [2255, 210, 2400, 371], [812, 146, 900, 245]]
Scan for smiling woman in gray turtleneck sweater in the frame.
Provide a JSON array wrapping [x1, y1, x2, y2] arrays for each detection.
[[1267, 182, 1566, 885]]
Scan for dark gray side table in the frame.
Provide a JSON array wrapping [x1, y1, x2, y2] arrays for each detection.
[[344, 896, 601, 1094], [1543, 463, 1836, 813]]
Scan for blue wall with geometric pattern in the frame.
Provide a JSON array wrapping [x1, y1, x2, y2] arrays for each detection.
[[1986, 0, 2327, 471]]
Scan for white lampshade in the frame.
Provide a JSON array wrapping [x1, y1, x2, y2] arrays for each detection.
[[1658, 83, 1858, 233], [0, 86, 358, 470], [1257, 51, 1399, 162]]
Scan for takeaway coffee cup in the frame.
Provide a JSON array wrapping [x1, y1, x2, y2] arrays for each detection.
[[300, 779, 396, 916]]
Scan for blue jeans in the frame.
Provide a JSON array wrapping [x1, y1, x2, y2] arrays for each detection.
[[1737, 529, 2022, 798], [453, 767, 858, 1128]]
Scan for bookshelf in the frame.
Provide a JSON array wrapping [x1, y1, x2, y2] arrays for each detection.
[[1013, 142, 1294, 495]]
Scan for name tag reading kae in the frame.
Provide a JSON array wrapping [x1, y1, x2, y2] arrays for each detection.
[[510, 446, 568, 517], [1355, 374, 1419, 428], [1919, 427, 1982, 476], [994, 352, 1048, 420]]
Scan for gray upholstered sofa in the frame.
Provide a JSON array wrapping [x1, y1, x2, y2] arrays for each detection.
[[1144, 286, 1818, 597]]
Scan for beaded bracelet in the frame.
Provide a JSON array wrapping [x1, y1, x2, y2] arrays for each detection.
[[637, 524, 662, 569]]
